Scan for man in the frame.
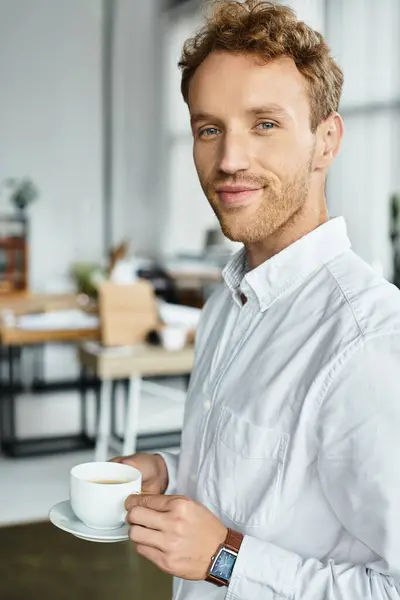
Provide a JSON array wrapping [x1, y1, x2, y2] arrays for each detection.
[[113, 1, 400, 598]]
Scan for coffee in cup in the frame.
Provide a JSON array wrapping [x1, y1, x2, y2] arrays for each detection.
[[70, 461, 142, 530]]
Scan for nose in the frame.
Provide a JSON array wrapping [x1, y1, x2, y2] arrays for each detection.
[[218, 130, 251, 175]]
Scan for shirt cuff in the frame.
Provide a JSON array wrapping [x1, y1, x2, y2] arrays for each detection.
[[226, 535, 301, 600], [155, 451, 179, 495]]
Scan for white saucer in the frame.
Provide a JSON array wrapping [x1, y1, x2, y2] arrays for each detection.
[[49, 500, 130, 543]]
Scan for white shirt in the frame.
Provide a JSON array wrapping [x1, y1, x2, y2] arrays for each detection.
[[161, 217, 400, 600]]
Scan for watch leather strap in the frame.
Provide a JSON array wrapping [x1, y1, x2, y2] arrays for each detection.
[[225, 529, 243, 553], [205, 528, 244, 587]]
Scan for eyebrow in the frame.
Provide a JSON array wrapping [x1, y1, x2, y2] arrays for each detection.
[[190, 113, 216, 127], [190, 103, 292, 127], [250, 104, 292, 120]]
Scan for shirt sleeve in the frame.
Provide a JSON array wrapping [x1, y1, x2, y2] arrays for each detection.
[[226, 334, 400, 600], [155, 451, 180, 495]]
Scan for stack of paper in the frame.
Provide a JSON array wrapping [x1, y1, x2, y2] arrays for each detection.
[[17, 309, 99, 331]]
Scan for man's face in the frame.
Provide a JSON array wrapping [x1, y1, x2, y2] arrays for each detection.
[[189, 52, 318, 244]]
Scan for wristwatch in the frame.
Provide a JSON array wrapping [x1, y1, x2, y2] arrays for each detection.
[[205, 529, 244, 587]]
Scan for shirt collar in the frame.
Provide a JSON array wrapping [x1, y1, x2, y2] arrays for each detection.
[[222, 217, 351, 311]]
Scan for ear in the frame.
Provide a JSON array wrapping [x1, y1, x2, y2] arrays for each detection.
[[313, 112, 344, 171]]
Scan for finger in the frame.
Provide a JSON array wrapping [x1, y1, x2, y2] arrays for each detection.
[[135, 544, 166, 570], [125, 493, 171, 513], [121, 457, 138, 466], [129, 525, 164, 550], [109, 456, 124, 463], [126, 505, 166, 530]]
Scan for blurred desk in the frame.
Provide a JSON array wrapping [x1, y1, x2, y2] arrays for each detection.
[[167, 263, 222, 285], [0, 294, 99, 345], [0, 296, 100, 458], [0, 293, 197, 458], [167, 261, 223, 308], [0, 292, 93, 315], [0, 325, 99, 346], [79, 342, 195, 461]]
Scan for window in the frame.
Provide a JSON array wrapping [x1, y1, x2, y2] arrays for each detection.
[[326, 0, 400, 278]]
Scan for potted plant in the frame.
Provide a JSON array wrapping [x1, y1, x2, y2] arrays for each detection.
[[6, 177, 38, 215]]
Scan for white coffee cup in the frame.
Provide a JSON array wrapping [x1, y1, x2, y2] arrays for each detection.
[[70, 461, 142, 530], [160, 325, 187, 351]]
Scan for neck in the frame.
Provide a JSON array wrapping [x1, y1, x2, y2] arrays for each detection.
[[245, 202, 328, 270]]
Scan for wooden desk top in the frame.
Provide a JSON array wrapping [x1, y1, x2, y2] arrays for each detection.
[[0, 326, 100, 346], [0, 293, 99, 346], [0, 293, 92, 315], [79, 343, 195, 380]]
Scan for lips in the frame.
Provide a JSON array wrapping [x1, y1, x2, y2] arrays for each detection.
[[216, 186, 262, 207]]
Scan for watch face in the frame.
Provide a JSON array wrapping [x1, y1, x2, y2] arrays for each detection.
[[211, 549, 237, 583]]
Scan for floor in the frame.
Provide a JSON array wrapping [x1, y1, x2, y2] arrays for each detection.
[[0, 520, 172, 600], [1, 378, 184, 526], [0, 351, 184, 599]]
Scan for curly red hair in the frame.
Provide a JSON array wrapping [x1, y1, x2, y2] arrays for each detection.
[[179, 0, 343, 131]]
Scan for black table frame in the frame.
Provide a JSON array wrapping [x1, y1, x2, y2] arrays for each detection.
[[0, 344, 187, 458]]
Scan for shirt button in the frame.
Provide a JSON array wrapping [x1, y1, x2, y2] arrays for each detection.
[[203, 399, 212, 410]]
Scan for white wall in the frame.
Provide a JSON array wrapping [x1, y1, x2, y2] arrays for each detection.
[[162, 9, 219, 256], [279, 0, 325, 31], [0, 0, 167, 284], [0, 0, 104, 291], [112, 0, 166, 256]]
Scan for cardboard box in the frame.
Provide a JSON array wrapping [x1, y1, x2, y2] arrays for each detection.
[[99, 280, 159, 346]]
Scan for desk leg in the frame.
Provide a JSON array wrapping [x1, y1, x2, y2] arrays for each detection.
[[8, 346, 16, 442], [79, 365, 88, 435], [123, 376, 141, 456], [95, 380, 112, 462], [32, 344, 45, 387], [1, 346, 17, 447]]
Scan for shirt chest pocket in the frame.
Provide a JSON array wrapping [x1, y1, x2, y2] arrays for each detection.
[[205, 407, 289, 528]]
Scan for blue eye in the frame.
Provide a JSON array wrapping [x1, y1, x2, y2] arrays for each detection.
[[256, 122, 275, 131], [199, 127, 220, 137]]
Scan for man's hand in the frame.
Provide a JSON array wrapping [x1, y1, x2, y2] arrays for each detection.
[[125, 493, 228, 580], [110, 453, 169, 495]]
